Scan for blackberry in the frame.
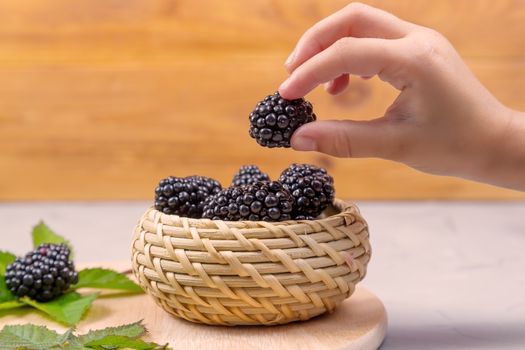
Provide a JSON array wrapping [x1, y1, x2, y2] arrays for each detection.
[[202, 181, 294, 221], [249, 91, 316, 148], [279, 164, 335, 219], [4, 244, 78, 302], [231, 165, 270, 187], [293, 215, 316, 220], [154, 175, 222, 218]]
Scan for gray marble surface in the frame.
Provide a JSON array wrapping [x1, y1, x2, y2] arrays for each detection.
[[1, 201, 524, 349]]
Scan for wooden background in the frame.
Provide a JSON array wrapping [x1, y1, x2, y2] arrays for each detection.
[[0, 0, 524, 200]]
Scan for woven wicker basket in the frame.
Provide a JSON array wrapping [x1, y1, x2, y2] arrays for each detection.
[[131, 199, 371, 326]]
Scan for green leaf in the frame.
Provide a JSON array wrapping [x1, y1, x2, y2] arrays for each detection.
[[63, 343, 91, 350], [75, 268, 142, 293], [0, 321, 170, 350], [61, 333, 91, 350], [32, 221, 74, 258], [0, 324, 66, 350], [84, 335, 168, 350], [0, 251, 16, 275], [20, 292, 97, 326], [63, 344, 91, 350], [0, 300, 25, 310], [78, 320, 145, 345], [0, 275, 16, 303]]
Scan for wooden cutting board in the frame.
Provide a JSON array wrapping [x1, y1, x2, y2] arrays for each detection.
[[0, 262, 387, 350]]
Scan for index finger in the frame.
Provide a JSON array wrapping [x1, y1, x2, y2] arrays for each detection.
[[280, 37, 409, 99], [286, 2, 416, 73]]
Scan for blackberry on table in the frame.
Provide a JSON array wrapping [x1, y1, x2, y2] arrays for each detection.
[[279, 164, 335, 219], [231, 165, 270, 187], [202, 181, 294, 222], [155, 175, 222, 218], [249, 91, 316, 148], [5, 243, 78, 302]]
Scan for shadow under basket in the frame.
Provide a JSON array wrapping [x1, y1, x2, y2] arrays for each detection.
[[131, 199, 371, 326]]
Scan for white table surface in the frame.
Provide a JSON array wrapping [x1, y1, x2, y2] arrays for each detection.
[[1, 201, 524, 350]]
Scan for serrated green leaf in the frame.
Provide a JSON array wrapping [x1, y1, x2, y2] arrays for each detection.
[[64, 346, 92, 350], [0, 251, 16, 275], [58, 328, 75, 342], [32, 222, 75, 258], [0, 321, 170, 350], [61, 332, 91, 350], [75, 268, 142, 293], [0, 275, 16, 303], [0, 324, 65, 350], [20, 292, 97, 326], [78, 320, 145, 345], [64, 345, 91, 350], [84, 335, 168, 350], [0, 300, 25, 310], [63, 344, 91, 350]]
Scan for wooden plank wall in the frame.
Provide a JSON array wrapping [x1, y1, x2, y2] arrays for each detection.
[[0, 0, 524, 200]]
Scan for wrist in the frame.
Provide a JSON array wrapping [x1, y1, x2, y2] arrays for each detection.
[[478, 107, 525, 190]]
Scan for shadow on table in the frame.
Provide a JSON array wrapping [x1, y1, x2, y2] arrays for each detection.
[[381, 321, 525, 349]]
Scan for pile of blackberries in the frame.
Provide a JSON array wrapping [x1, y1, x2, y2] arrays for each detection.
[[154, 163, 335, 222], [5, 243, 78, 302], [203, 181, 294, 221]]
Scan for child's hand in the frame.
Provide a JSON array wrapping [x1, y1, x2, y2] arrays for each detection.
[[279, 2, 525, 190]]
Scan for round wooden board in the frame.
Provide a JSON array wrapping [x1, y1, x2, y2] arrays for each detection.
[[0, 262, 387, 350]]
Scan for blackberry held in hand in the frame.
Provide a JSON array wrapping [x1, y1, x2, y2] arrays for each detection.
[[249, 92, 316, 148]]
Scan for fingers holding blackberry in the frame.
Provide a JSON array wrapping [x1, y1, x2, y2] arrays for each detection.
[[266, 3, 525, 190], [290, 117, 408, 160], [279, 37, 409, 99], [283, 2, 414, 74]]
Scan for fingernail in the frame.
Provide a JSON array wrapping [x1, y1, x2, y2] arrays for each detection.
[[285, 48, 296, 68], [292, 136, 317, 151]]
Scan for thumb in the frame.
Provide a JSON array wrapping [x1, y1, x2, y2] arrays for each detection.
[[290, 118, 404, 159]]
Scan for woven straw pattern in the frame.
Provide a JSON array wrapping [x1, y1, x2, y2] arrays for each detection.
[[131, 199, 371, 326]]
